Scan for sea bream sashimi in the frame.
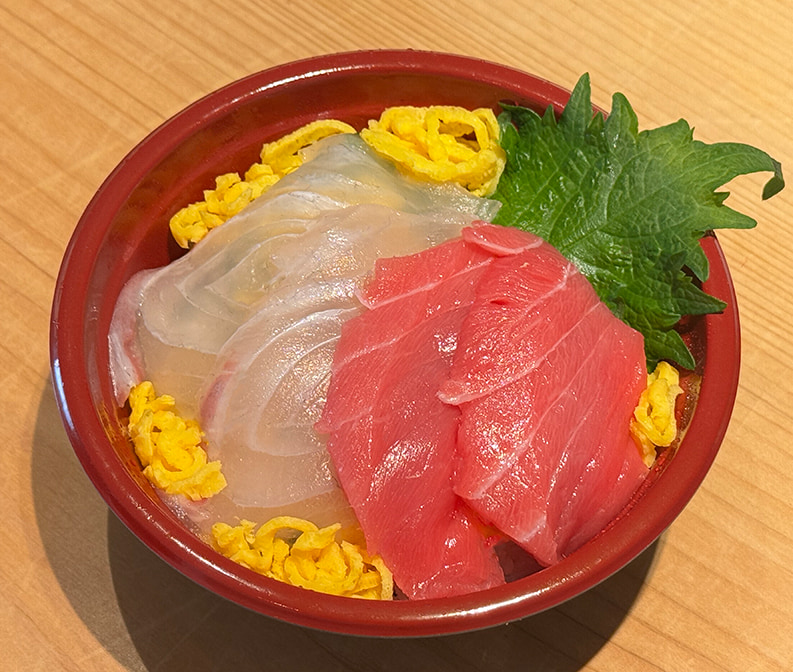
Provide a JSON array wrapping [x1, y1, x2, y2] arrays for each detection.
[[438, 224, 649, 566], [108, 134, 500, 534], [318, 222, 648, 593]]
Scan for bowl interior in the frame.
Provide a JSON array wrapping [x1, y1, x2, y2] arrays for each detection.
[[50, 50, 740, 636]]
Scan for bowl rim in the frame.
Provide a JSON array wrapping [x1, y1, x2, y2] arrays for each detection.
[[49, 49, 741, 637]]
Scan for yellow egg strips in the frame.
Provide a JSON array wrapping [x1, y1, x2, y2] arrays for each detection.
[[126, 382, 393, 599], [361, 105, 506, 196], [169, 105, 507, 248], [212, 517, 394, 600], [169, 119, 357, 248], [631, 361, 685, 467], [127, 381, 227, 500]]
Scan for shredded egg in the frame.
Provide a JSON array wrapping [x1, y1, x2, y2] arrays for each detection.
[[169, 119, 356, 248], [360, 105, 506, 196], [631, 361, 685, 467], [211, 517, 393, 600], [127, 381, 226, 500]]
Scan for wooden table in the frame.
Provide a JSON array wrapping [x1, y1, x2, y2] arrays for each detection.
[[3, 1, 791, 670]]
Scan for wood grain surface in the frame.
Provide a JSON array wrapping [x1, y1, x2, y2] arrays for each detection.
[[2, 1, 791, 670]]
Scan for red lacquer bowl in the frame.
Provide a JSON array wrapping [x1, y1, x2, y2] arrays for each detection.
[[49, 50, 740, 636]]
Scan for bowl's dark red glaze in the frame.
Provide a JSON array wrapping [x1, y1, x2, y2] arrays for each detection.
[[49, 50, 740, 636]]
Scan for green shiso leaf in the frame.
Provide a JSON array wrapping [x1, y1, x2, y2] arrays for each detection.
[[492, 73, 784, 369]]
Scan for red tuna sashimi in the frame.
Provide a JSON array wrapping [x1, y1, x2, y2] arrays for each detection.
[[439, 223, 648, 566], [316, 237, 505, 600]]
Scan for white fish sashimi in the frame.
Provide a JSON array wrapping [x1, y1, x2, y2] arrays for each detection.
[[108, 133, 500, 534]]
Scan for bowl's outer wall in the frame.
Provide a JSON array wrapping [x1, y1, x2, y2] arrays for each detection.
[[49, 50, 740, 636]]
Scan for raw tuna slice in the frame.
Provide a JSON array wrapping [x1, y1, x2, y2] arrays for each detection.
[[316, 238, 506, 599], [439, 223, 649, 566]]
